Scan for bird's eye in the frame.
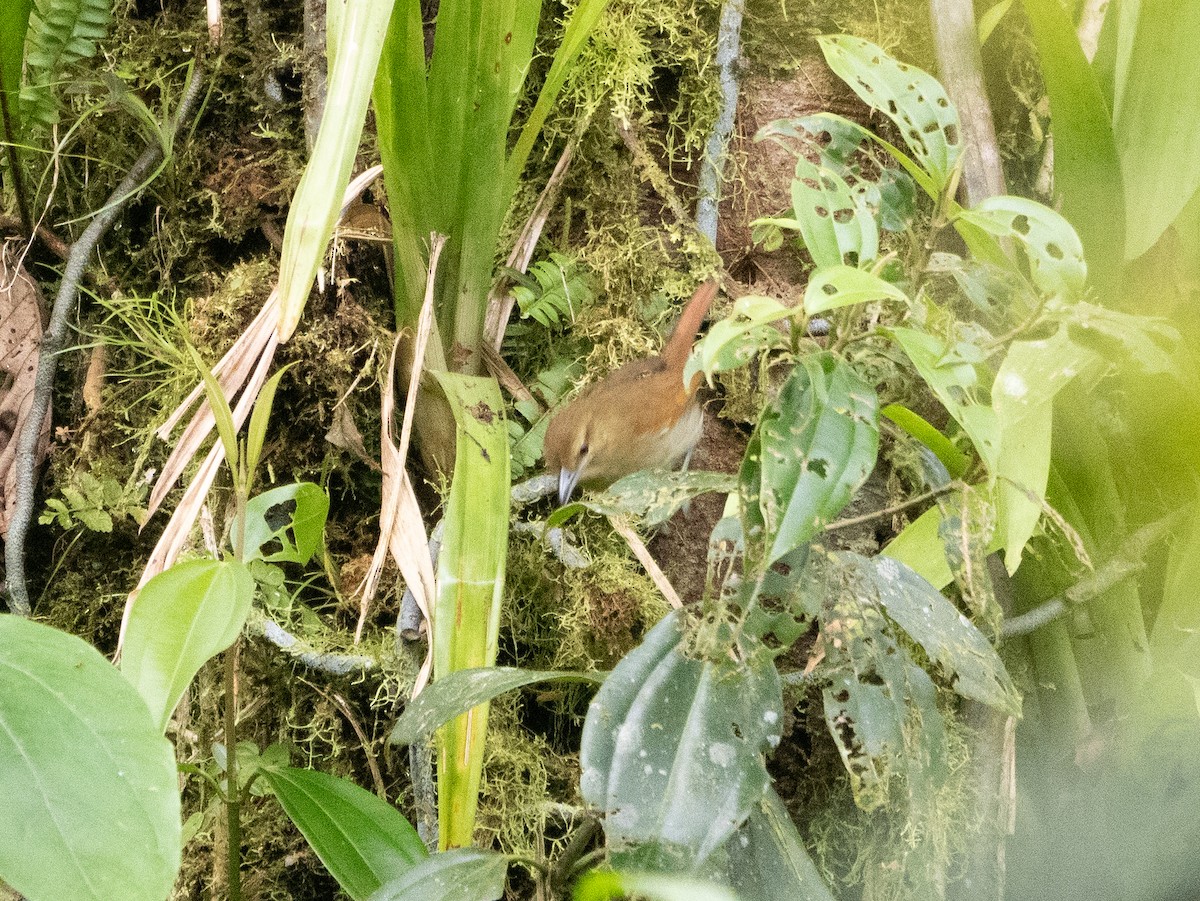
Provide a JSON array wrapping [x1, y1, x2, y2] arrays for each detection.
[[579, 442, 589, 455]]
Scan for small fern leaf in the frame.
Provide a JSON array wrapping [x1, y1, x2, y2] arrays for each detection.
[[22, 0, 111, 125]]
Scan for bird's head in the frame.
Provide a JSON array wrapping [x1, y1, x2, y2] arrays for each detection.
[[543, 398, 606, 505]]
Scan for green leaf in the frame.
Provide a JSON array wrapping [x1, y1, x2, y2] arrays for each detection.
[[390, 667, 604, 747], [240, 482, 330, 564], [881, 403, 970, 479], [811, 553, 947, 810], [244, 364, 294, 492], [264, 767, 427, 901], [817, 35, 961, 191], [1021, 0, 1125, 288], [888, 327, 999, 472], [578, 470, 738, 528], [188, 343, 240, 476], [864, 555, 1019, 712], [978, 0, 1014, 46], [580, 612, 782, 869], [0, 615, 180, 901], [740, 353, 879, 569], [684, 295, 792, 386], [0, 0, 33, 137], [368, 848, 508, 901], [1106, 0, 1200, 260], [574, 870, 741, 901], [429, 372, 511, 850], [956, 196, 1086, 300], [787, 156, 878, 268], [724, 787, 836, 901], [120, 558, 255, 733], [803, 264, 908, 315], [881, 506, 954, 590]]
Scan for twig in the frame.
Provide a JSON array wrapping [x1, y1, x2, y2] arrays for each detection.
[[824, 485, 957, 534], [696, 0, 745, 244], [249, 611, 377, 675], [3, 56, 208, 615], [607, 514, 683, 609]]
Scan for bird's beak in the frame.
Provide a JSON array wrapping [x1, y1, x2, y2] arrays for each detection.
[[557, 467, 582, 505]]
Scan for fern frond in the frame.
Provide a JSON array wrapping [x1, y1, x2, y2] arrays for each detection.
[[512, 253, 593, 329], [20, 0, 111, 126]]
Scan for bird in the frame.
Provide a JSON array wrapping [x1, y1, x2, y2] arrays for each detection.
[[543, 280, 718, 504]]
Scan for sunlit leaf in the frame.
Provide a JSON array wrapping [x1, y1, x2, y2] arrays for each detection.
[[120, 558, 255, 733], [580, 612, 782, 869], [880, 403, 970, 480], [575, 870, 741, 901], [882, 505, 954, 590], [0, 616, 180, 901], [741, 353, 879, 569], [803, 265, 908, 315], [818, 35, 961, 190], [956, 196, 1086, 300], [264, 767, 426, 901]]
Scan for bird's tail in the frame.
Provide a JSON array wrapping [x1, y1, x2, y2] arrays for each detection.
[[662, 279, 718, 376]]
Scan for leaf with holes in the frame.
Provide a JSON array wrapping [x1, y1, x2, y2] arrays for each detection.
[[724, 787, 837, 901], [804, 265, 908, 315], [580, 612, 782, 870], [818, 35, 961, 191], [740, 353, 879, 571], [812, 552, 947, 811], [684, 295, 793, 386], [862, 554, 1018, 712], [786, 156, 878, 269], [956, 196, 1086, 300], [239, 482, 330, 564]]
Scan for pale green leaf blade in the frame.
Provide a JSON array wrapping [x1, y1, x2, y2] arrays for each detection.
[[390, 667, 604, 747], [803, 264, 908, 315], [685, 295, 793, 385], [264, 767, 427, 901], [882, 506, 954, 590], [368, 849, 508, 901], [880, 403, 970, 480], [978, 0, 1014, 46], [120, 558, 255, 732], [817, 35, 962, 190], [580, 612, 782, 869], [0, 616, 180, 901], [1108, 0, 1200, 259], [429, 372, 511, 849], [1021, 0, 1125, 289], [788, 157, 878, 268]]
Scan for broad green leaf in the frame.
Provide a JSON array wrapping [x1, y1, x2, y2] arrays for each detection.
[[724, 787, 836, 901], [580, 613, 782, 869], [800, 111, 940, 199], [888, 327, 999, 472], [120, 558, 255, 733], [1108, 0, 1200, 260], [0, 0, 33, 137], [575, 870, 741, 901], [390, 667, 604, 747], [880, 403, 970, 479], [239, 482, 330, 564], [787, 156, 878, 268], [956, 196, 1086, 300], [882, 506, 954, 590], [803, 264, 908, 315], [811, 553, 947, 810], [0, 616, 180, 901], [264, 767, 427, 901], [430, 372, 510, 850], [818, 35, 961, 190], [741, 353, 879, 569], [1021, 0, 1125, 290], [993, 328, 1099, 571], [278, 0, 395, 340], [863, 555, 1019, 712], [684, 295, 792, 385], [368, 849, 508, 901]]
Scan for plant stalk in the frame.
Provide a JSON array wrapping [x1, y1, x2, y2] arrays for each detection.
[[224, 638, 242, 901]]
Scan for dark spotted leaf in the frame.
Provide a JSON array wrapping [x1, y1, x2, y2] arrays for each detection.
[[240, 482, 330, 564], [724, 787, 837, 901], [580, 612, 782, 869]]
